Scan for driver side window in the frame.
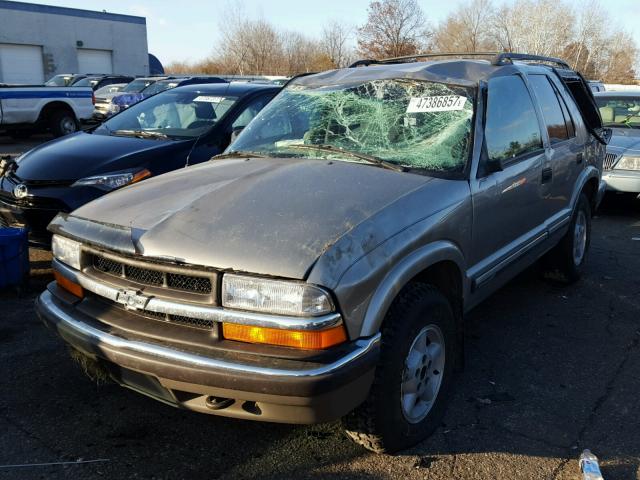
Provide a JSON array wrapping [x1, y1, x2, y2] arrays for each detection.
[[485, 76, 543, 162]]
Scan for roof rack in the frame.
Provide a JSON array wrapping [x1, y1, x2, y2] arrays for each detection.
[[491, 53, 571, 70], [349, 52, 500, 68], [349, 51, 573, 71]]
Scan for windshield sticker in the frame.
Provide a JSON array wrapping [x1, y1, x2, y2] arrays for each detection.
[[407, 95, 467, 113], [194, 96, 224, 103]]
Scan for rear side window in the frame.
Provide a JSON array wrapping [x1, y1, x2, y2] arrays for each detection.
[[485, 76, 543, 161], [528, 75, 569, 143]]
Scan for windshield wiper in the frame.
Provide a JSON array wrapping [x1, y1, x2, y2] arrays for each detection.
[[212, 150, 268, 160], [112, 129, 169, 140], [286, 144, 406, 172]]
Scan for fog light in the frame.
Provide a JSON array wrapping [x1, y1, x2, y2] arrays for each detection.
[[54, 271, 84, 298], [222, 323, 347, 349]]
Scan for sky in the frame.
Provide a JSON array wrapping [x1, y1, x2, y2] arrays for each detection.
[[15, 0, 640, 65]]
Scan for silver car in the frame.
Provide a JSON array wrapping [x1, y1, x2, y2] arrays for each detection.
[[595, 91, 640, 194], [37, 53, 607, 453]]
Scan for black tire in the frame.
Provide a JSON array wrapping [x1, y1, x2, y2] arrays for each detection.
[[49, 109, 79, 137], [543, 193, 592, 283], [342, 283, 456, 453]]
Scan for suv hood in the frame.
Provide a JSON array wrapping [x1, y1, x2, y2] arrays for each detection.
[[69, 157, 433, 279], [14, 131, 192, 182], [608, 128, 640, 154]]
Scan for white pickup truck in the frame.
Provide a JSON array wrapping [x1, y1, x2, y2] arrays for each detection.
[[0, 85, 94, 138]]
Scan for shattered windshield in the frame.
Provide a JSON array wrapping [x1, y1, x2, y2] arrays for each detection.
[[230, 79, 475, 172]]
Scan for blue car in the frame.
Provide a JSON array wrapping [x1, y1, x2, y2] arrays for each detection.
[[0, 82, 280, 247]]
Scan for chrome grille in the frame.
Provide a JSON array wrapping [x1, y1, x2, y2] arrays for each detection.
[[89, 250, 215, 297], [604, 153, 618, 170], [107, 299, 214, 330]]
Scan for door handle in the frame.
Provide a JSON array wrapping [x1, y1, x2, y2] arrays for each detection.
[[576, 152, 583, 164], [541, 167, 553, 183]]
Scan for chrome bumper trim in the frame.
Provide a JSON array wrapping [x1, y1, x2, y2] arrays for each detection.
[[38, 290, 380, 378], [53, 259, 342, 331]]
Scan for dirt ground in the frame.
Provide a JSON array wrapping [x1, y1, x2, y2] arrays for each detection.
[[1, 136, 639, 479]]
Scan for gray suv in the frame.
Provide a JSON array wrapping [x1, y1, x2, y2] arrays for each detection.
[[37, 53, 608, 453]]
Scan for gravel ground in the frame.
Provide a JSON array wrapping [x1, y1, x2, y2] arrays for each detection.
[[1, 137, 639, 479]]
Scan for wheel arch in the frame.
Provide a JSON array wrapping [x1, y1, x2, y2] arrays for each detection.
[[37, 100, 78, 124], [571, 166, 600, 216], [359, 241, 466, 338]]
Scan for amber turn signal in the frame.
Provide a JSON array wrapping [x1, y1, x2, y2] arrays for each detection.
[[222, 323, 347, 350], [131, 169, 152, 184], [54, 271, 84, 298]]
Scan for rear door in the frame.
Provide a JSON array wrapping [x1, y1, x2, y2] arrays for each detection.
[[527, 73, 584, 227], [469, 74, 547, 291]]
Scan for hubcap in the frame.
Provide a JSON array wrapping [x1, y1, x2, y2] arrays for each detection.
[[401, 324, 446, 424], [61, 117, 76, 134], [573, 210, 587, 265]]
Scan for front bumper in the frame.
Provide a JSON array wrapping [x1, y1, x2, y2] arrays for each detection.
[[602, 170, 640, 194], [36, 287, 379, 424]]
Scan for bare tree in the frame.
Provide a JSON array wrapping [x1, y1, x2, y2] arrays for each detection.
[[357, 0, 430, 59], [433, 0, 497, 52], [321, 20, 354, 68], [491, 0, 574, 57]]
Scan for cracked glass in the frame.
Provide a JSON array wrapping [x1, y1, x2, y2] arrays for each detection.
[[231, 79, 475, 173]]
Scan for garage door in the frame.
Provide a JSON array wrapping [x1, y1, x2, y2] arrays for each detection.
[[77, 49, 113, 74], [0, 44, 44, 84]]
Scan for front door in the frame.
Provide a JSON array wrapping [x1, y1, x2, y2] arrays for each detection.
[[469, 74, 547, 294]]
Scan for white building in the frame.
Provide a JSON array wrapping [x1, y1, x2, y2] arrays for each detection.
[[0, 0, 149, 84]]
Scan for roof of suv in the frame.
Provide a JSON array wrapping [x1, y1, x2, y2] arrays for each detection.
[[296, 59, 560, 88], [296, 53, 585, 89]]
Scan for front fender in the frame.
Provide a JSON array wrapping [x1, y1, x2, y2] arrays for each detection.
[[357, 240, 466, 337]]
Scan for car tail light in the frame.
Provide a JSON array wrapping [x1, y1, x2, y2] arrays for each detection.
[[92, 92, 96, 105], [222, 323, 347, 350]]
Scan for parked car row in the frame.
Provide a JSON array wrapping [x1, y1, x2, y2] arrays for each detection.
[[0, 82, 280, 245], [93, 74, 286, 120], [1, 52, 619, 454]]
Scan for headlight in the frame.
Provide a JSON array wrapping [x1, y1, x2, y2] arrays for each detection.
[[51, 234, 81, 270], [615, 155, 640, 171], [72, 169, 151, 191], [222, 274, 334, 317], [108, 103, 121, 114]]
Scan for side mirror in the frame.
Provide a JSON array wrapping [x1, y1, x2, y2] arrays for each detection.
[[230, 126, 244, 142], [485, 157, 504, 173], [601, 127, 613, 145]]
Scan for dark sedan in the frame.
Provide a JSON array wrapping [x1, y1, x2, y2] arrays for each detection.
[[0, 82, 280, 247]]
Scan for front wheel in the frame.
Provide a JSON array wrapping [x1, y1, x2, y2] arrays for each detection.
[[543, 193, 592, 283], [342, 283, 456, 453]]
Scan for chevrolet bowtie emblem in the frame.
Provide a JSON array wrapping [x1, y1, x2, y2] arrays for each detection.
[[115, 289, 151, 311]]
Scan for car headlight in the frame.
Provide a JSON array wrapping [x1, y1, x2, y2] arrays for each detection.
[[615, 155, 640, 171], [222, 274, 334, 317], [51, 234, 81, 270], [72, 169, 151, 191], [108, 103, 121, 113]]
